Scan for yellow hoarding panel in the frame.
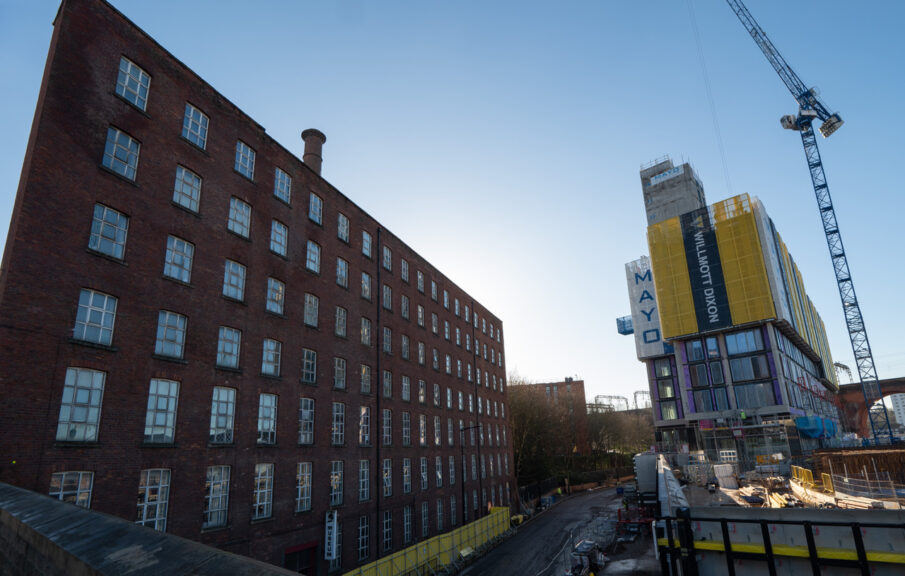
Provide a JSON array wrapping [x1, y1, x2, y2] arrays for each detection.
[[648, 217, 697, 339], [712, 197, 775, 325]]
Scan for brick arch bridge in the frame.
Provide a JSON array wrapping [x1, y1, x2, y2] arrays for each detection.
[[837, 377, 905, 438]]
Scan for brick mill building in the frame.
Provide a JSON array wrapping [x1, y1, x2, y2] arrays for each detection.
[[0, 0, 515, 573]]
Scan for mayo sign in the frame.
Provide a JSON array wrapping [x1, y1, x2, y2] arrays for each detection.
[[625, 257, 668, 358], [649, 164, 684, 186]]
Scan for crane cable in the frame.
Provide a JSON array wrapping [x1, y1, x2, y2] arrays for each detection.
[[686, 0, 733, 197]]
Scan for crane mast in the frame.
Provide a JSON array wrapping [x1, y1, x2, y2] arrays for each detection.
[[725, 0, 892, 443]]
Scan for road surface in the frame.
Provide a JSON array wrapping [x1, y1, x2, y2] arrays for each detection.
[[462, 487, 654, 576]]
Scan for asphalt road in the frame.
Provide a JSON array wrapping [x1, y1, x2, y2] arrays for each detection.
[[462, 487, 623, 576]]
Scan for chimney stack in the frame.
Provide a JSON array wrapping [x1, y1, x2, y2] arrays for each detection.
[[301, 129, 326, 176]]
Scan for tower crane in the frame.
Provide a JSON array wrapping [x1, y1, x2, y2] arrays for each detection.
[[726, 0, 892, 443]]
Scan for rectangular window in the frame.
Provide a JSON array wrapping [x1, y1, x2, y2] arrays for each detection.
[[270, 220, 288, 256], [296, 462, 312, 511], [301, 348, 317, 384], [383, 510, 392, 552], [335, 306, 347, 337], [89, 204, 129, 259], [419, 380, 426, 404], [274, 167, 292, 203], [417, 270, 424, 293], [654, 358, 672, 378], [382, 409, 392, 445], [401, 335, 410, 360], [419, 414, 427, 446], [435, 456, 443, 487], [155, 310, 186, 358], [418, 343, 425, 366], [361, 317, 372, 346], [309, 192, 323, 224], [443, 290, 449, 309], [383, 246, 392, 271], [222, 260, 246, 301], [182, 103, 209, 149], [209, 387, 236, 443], [338, 213, 350, 242], [710, 361, 725, 385], [660, 400, 678, 420], [116, 56, 151, 110], [74, 289, 117, 345], [431, 280, 438, 301], [455, 299, 460, 316], [56, 367, 105, 442], [402, 412, 411, 446], [734, 382, 776, 409], [49, 471, 93, 508], [262, 338, 281, 376], [334, 357, 347, 389], [103, 126, 140, 180], [401, 259, 409, 282], [450, 495, 457, 526], [332, 402, 345, 445], [227, 197, 251, 237], [417, 305, 425, 327], [136, 468, 169, 530], [361, 272, 372, 300], [689, 363, 709, 387], [359, 406, 371, 446], [434, 416, 441, 446], [436, 500, 444, 531], [420, 457, 428, 490], [403, 458, 412, 493], [431, 313, 438, 334], [383, 327, 392, 355], [144, 378, 178, 443], [266, 277, 285, 315], [253, 463, 274, 520], [330, 461, 344, 506], [383, 459, 392, 497], [362, 231, 372, 258], [402, 505, 412, 544], [402, 376, 411, 401], [725, 329, 764, 355], [449, 455, 456, 486], [421, 501, 429, 538], [257, 394, 277, 445], [304, 293, 319, 327], [359, 459, 370, 501], [401, 295, 410, 320], [361, 365, 372, 394], [358, 515, 370, 561], [235, 140, 255, 179], [299, 397, 315, 444], [729, 354, 770, 382], [173, 165, 202, 212], [203, 466, 230, 529], [163, 235, 193, 282], [383, 284, 392, 310], [306, 240, 321, 273], [336, 258, 349, 288], [216, 326, 241, 368]]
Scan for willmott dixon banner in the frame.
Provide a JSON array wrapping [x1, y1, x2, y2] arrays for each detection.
[[680, 207, 732, 333]]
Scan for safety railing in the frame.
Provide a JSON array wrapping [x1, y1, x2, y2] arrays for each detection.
[[656, 507, 905, 576]]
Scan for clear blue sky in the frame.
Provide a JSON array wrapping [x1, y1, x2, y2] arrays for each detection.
[[1, 0, 903, 404]]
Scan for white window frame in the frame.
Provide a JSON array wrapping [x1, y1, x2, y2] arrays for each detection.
[[182, 103, 208, 149], [216, 326, 241, 369], [209, 386, 236, 443], [89, 203, 129, 259], [56, 367, 105, 442], [235, 140, 255, 179], [257, 394, 277, 445], [266, 277, 285, 315], [262, 338, 281, 376], [173, 165, 202, 212], [274, 167, 292, 204], [74, 289, 117, 346], [296, 462, 312, 512], [309, 192, 323, 224], [203, 465, 230, 528], [299, 397, 315, 445], [144, 378, 179, 444], [163, 235, 193, 283], [103, 126, 140, 180], [155, 310, 186, 359], [227, 197, 251, 237], [270, 220, 288, 256], [136, 468, 170, 531], [253, 463, 274, 520]]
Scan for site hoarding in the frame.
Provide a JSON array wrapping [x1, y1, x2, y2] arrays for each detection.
[[625, 257, 672, 359], [647, 194, 836, 383]]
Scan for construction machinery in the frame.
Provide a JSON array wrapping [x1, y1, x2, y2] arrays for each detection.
[[725, 0, 892, 443]]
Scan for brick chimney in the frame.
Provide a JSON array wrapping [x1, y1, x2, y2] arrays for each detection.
[[301, 129, 326, 176]]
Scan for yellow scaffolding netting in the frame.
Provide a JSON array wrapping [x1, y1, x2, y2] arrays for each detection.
[[343, 507, 510, 576]]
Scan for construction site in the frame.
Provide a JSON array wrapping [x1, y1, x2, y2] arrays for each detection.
[[611, 0, 905, 574]]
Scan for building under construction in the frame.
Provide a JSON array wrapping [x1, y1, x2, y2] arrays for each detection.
[[621, 157, 842, 470]]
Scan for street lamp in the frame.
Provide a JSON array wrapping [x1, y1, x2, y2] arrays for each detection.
[[460, 424, 481, 525]]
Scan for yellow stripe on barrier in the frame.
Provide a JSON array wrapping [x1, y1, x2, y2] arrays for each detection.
[[656, 538, 905, 565]]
